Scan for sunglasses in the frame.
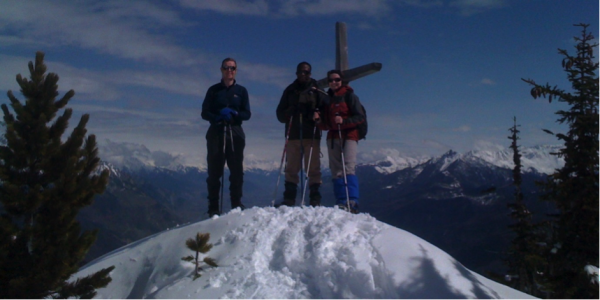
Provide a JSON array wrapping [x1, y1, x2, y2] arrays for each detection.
[[328, 78, 342, 83], [296, 70, 311, 75], [222, 66, 237, 71]]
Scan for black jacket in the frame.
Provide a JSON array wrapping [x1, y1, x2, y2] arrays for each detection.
[[276, 79, 328, 140], [201, 80, 251, 127]]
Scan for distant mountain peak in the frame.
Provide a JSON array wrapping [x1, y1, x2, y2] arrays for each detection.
[[368, 145, 563, 175]]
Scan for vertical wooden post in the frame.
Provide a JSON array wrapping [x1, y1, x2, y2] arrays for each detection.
[[336, 22, 349, 71]]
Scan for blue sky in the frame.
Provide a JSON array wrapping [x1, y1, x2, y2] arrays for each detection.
[[0, 0, 597, 167]]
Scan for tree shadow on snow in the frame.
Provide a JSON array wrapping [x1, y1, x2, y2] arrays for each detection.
[[395, 245, 500, 299], [452, 260, 500, 299]]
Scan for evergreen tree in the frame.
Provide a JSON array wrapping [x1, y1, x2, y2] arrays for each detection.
[[0, 121, 6, 145], [182, 232, 218, 280], [523, 24, 599, 298], [505, 117, 546, 297], [0, 52, 114, 298]]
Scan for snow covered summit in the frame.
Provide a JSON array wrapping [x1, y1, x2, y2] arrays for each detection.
[[74, 207, 533, 299]]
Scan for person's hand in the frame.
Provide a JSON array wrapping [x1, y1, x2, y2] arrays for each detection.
[[220, 107, 238, 121], [313, 111, 320, 122], [335, 115, 343, 124]]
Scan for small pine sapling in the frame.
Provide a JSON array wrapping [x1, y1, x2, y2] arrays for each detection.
[[181, 232, 217, 279]]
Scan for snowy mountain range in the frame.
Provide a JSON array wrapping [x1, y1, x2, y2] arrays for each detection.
[[73, 207, 533, 299], [80, 142, 560, 277], [366, 145, 563, 175], [98, 140, 564, 175]]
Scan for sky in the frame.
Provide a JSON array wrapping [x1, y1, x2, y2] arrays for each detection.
[[73, 206, 535, 298], [0, 0, 598, 168]]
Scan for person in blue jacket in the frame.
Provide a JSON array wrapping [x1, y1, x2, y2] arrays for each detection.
[[201, 58, 251, 217]]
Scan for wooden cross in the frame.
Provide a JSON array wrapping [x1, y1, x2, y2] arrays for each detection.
[[316, 22, 383, 89]]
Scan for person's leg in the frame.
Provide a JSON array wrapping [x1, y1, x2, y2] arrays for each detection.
[[205, 127, 224, 216], [328, 139, 346, 206], [343, 140, 359, 213], [305, 139, 322, 206], [279, 140, 301, 206], [228, 132, 246, 209]]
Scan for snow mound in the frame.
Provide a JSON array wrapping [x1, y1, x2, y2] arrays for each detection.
[[74, 207, 533, 299]]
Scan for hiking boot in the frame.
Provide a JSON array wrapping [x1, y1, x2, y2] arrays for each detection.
[[309, 183, 321, 207], [208, 207, 220, 218], [337, 201, 359, 214], [207, 200, 220, 217], [231, 199, 246, 210], [232, 203, 246, 210], [275, 181, 297, 207], [283, 181, 297, 200], [275, 198, 295, 208]]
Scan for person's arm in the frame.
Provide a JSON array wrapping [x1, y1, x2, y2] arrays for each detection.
[[276, 88, 293, 123], [201, 86, 220, 123], [235, 86, 251, 121], [316, 104, 331, 131], [339, 93, 365, 130]]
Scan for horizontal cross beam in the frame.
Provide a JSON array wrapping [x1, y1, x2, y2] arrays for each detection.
[[316, 22, 382, 90]]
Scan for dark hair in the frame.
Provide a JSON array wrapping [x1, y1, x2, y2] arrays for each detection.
[[296, 61, 312, 73], [327, 69, 344, 80], [221, 57, 237, 68]]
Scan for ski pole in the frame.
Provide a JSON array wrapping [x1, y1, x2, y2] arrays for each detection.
[[336, 113, 351, 211], [301, 109, 319, 206], [228, 124, 235, 153], [272, 117, 293, 206], [220, 121, 227, 215], [299, 113, 304, 205]]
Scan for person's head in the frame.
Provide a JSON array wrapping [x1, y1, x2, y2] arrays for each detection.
[[221, 57, 237, 81], [296, 62, 312, 83], [327, 69, 343, 90]]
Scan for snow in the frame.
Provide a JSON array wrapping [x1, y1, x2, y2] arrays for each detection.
[[470, 145, 564, 175], [369, 145, 564, 175], [585, 265, 599, 284], [99, 139, 563, 176], [74, 206, 533, 299]]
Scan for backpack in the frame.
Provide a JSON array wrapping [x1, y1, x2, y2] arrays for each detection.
[[344, 92, 367, 140]]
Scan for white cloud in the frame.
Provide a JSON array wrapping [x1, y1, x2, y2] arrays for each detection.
[[177, 0, 506, 18], [239, 62, 291, 89], [398, 0, 443, 8], [179, 0, 390, 17], [0, 54, 122, 101], [481, 78, 496, 85], [279, 0, 390, 17], [0, 53, 216, 101], [421, 139, 452, 152], [0, 1, 203, 66], [473, 140, 505, 152], [98, 139, 186, 169], [453, 125, 471, 132], [449, 0, 507, 16], [0, 55, 30, 92], [109, 70, 211, 97], [178, 0, 270, 16]]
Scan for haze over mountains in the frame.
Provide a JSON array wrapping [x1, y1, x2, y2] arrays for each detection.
[[98, 139, 563, 174], [80, 140, 562, 276]]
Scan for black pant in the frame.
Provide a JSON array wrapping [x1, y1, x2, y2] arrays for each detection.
[[206, 124, 245, 206]]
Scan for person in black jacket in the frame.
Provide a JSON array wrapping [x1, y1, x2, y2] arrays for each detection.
[[275, 62, 327, 207], [201, 58, 251, 217]]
